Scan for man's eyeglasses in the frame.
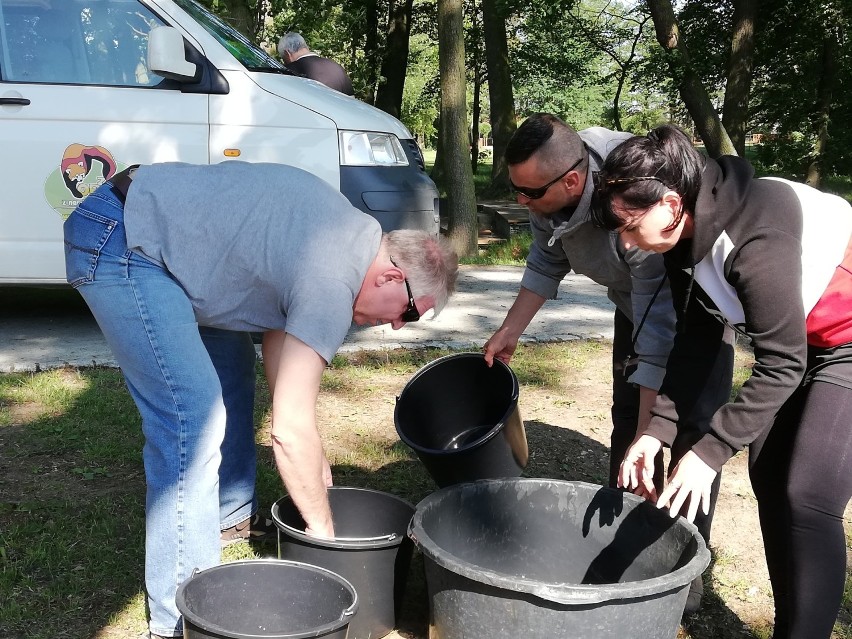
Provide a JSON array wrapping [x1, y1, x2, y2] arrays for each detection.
[[389, 256, 421, 322], [510, 156, 583, 200]]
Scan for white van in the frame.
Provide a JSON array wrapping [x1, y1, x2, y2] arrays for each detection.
[[0, 0, 440, 285]]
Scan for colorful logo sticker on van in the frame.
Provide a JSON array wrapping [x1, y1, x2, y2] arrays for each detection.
[[44, 144, 127, 220]]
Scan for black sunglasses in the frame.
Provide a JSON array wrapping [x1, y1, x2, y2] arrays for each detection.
[[510, 156, 583, 200], [389, 256, 421, 322]]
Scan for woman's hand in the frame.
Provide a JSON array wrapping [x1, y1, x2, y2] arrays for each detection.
[[618, 434, 662, 501], [656, 451, 717, 522]]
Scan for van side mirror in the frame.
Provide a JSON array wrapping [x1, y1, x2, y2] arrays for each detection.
[[148, 26, 198, 81]]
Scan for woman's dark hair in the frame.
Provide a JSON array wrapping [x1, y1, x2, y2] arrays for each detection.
[[591, 125, 705, 230]]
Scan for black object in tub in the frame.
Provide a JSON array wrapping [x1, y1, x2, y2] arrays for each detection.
[[409, 478, 710, 639], [394, 352, 528, 487], [175, 558, 357, 639], [272, 486, 415, 639]]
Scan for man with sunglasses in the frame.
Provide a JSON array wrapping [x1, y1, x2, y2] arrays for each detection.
[[63, 160, 458, 639], [483, 113, 734, 615]]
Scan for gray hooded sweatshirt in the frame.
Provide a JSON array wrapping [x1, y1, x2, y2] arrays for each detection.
[[520, 127, 675, 390]]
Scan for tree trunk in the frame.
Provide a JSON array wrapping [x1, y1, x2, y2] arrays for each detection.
[[646, 0, 737, 158], [431, 114, 445, 185], [481, 0, 515, 197], [805, 24, 838, 187], [374, 0, 415, 119], [722, 0, 758, 156], [362, 0, 380, 104], [470, 0, 481, 173], [471, 73, 481, 173], [438, 0, 478, 257]]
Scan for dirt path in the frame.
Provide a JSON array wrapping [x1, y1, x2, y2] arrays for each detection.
[[314, 343, 851, 639]]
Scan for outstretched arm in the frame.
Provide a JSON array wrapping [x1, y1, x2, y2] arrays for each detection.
[[263, 330, 334, 538]]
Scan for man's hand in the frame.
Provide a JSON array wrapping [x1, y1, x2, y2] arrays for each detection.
[[656, 451, 717, 523], [483, 287, 547, 367], [618, 434, 662, 501], [483, 327, 518, 366]]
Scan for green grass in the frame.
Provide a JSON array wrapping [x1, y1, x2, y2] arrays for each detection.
[[421, 148, 498, 199], [1, 343, 848, 638], [461, 232, 532, 265]]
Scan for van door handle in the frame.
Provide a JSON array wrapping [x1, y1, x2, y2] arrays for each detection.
[[0, 97, 30, 105]]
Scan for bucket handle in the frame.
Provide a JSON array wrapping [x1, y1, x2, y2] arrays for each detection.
[[341, 603, 358, 619], [332, 533, 398, 543]]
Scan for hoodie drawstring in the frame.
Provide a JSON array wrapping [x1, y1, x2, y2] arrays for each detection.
[[548, 219, 571, 247]]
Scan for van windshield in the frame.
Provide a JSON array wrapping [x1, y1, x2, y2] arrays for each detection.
[[172, 0, 288, 72]]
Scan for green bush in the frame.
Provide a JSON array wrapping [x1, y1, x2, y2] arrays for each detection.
[[751, 133, 813, 179]]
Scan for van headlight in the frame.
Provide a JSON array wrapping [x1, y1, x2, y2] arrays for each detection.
[[339, 131, 409, 166]]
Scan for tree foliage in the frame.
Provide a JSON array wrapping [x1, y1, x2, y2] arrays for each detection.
[[200, 0, 852, 188], [750, 0, 851, 179]]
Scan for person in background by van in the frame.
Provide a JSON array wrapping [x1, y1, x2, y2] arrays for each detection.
[[63, 161, 458, 639], [482, 113, 735, 614], [594, 125, 852, 639], [277, 31, 354, 96]]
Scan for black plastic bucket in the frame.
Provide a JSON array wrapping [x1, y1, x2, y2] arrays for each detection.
[[175, 559, 357, 639], [271, 487, 415, 639], [409, 478, 711, 639], [394, 352, 528, 487]]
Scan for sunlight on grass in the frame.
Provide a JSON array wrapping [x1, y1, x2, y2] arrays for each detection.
[[100, 591, 147, 636], [461, 232, 532, 266], [510, 341, 608, 389], [329, 349, 454, 372], [331, 436, 411, 470], [0, 369, 91, 426]]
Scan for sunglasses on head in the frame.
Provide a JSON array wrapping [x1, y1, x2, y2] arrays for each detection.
[[593, 173, 670, 192], [510, 156, 583, 200], [389, 256, 421, 322]]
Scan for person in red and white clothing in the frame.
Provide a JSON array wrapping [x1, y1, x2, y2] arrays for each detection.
[[592, 124, 852, 639]]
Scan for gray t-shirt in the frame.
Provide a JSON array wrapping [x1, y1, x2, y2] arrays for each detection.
[[123, 161, 382, 363]]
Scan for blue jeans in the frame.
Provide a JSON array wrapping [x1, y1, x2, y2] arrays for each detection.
[[64, 184, 258, 637]]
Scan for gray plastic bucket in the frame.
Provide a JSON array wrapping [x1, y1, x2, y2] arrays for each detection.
[[272, 487, 415, 639], [175, 559, 358, 639], [394, 352, 529, 487], [408, 478, 710, 639]]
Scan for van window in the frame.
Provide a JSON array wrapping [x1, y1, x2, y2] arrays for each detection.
[[172, 0, 283, 72], [0, 0, 165, 86]]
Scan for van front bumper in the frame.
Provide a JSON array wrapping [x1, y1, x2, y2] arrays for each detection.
[[339, 159, 440, 235]]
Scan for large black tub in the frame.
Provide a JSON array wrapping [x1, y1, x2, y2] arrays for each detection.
[[394, 352, 528, 487], [175, 559, 357, 639], [408, 479, 710, 639], [272, 487, 415, 639]]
